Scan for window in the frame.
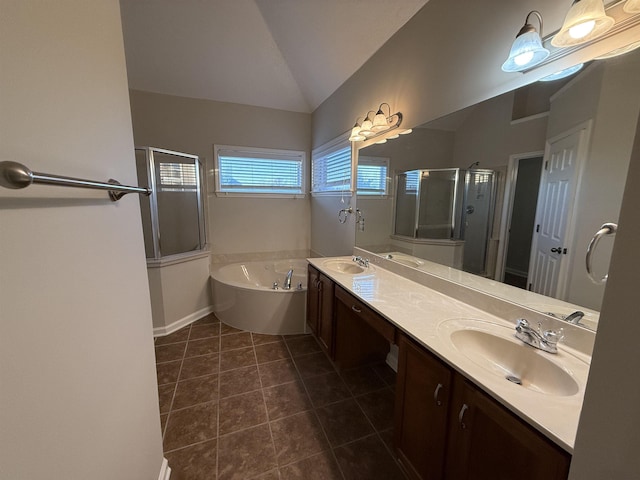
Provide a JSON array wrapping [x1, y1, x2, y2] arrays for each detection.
[[214, 145, 305, 197], [159, 162, 198, 192], [311, 137, 352, 194], [357, 156, 389, 196]]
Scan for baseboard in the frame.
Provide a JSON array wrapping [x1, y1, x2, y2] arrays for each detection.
[[153, 305, 215, 337], [158, 458, 171, 480]]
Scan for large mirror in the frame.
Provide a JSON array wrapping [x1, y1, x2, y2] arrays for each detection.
[[355, 48, 640, 332]]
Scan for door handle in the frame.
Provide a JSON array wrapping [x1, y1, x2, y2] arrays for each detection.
[[458, 404, 469, 429], [550, 247, 564, 254], [433, 383, 444, 406]]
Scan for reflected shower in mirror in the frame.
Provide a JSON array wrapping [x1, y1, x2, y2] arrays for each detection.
[[355, 49, 640, 331]]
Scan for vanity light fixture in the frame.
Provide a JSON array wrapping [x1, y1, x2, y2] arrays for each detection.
[[539, 63, 584, 81], [501, 11, 549, 72], [552, 0, 614, 48], [349, 117, 366, 142], [358, 111, 376, 137], [349, 104, 403, 142], [624, 0, 640, 14]]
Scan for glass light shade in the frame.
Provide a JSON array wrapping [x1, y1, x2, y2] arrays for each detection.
[[399, 129, 412, 135], [371, 111, 389, 132], [502, 31, 550, 72], [595, 40, 640, 59], [539, 63, 584, 82], [551, 0, 614, 47], [624, 0, 640, 13], [359, 118, 374, 137], [375, 138, 387, 144], [349, 124, 366, 142]]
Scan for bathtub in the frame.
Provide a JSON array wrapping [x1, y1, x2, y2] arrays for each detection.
[[211, 259, 309, 335]]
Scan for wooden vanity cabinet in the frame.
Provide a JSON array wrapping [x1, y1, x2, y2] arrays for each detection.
[[445, 375, 571, 480], [334, 285, 395, 369], [306, 264, 335, 357], [394, 332, 571, 480], [395, 332, 452, 480]]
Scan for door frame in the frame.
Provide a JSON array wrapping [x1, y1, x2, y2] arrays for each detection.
[[495, 150, 545, 282], [527, 120, 592, 300]]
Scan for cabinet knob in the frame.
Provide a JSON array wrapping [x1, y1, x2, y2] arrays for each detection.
[[458, 404, 469, 429], [433, 383, 444, 406]]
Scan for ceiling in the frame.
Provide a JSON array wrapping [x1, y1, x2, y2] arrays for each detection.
[[120, 0, 428, 113]]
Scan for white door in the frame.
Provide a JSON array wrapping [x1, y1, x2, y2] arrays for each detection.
[[528, 126, 588, 298]]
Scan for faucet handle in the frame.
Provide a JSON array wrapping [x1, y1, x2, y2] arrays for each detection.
[[515, 318, 529, 330], [542, 328, 564, 346]]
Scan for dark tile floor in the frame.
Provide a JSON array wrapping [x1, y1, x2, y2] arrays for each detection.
[[155, 313, 406, 480]]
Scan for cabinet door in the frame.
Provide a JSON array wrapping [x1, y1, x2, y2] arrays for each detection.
[[306, 265, 320, 336], [445, 376, 571, 480], [394, 332, 452, 480], [317, 272, 335, 356]]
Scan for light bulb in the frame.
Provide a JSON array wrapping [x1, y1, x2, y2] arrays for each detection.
[[569, 20, 595, 39], [514, 51, 535, 66]]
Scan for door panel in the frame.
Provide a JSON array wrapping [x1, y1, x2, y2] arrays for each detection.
[[529, 127, 586, 296]]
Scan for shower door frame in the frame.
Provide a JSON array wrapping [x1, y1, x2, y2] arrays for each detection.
[[137, 146, 206, 260]]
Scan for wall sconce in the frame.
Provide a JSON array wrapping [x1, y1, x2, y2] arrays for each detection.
[[624, 0, 640, 14], [349, 104, 403, 142], [502, 11, 549, 72], [552, 0, 614, 47]]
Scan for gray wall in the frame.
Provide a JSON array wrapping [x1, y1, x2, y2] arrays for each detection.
[[0, 1, 164, 478], [129, 90, 312, 259]]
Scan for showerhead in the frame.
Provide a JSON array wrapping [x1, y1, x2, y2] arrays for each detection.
[[468, 161, 480, 169]]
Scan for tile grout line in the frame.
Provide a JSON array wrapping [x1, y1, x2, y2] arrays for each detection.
[[215, 322, 222, 480], [285, 335, 348, 480], [253, 331, 282, 479], [161, 324, 191, 446]]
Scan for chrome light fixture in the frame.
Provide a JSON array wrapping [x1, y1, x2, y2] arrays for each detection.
[[624, 0, 640, 14], [552, 0, 614, 48], [502, 11, 549, 72], [349, 104, 403, 142], [539, 63, 584, 81]]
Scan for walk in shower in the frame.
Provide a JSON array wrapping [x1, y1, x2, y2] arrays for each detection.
[[394, 168, 496, 275], [135, 147, 206, 259]]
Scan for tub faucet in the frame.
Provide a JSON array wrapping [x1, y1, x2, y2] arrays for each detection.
[[283, 269, 294, 290], [515, 318, 563, 354]]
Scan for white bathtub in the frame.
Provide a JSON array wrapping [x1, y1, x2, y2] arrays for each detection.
[[211, 259, 309, 335]]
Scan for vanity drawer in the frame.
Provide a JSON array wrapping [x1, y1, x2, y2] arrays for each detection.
[[335, 285, 396, 343]]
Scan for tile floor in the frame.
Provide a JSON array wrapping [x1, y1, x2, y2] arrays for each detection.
[[155, 313, 406, 480]]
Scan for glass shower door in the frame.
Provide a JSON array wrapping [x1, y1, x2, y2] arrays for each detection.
[[461, 169, 496, 275], [136, 147, 205, 259]]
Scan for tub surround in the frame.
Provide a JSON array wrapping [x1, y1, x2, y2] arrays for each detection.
[[308, 256, 594, 453]]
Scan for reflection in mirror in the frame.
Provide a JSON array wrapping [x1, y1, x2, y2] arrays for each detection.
[[355, 49, 640, 332]]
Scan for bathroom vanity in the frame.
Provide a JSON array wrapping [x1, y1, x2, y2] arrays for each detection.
[[306, 257, 590, 480]]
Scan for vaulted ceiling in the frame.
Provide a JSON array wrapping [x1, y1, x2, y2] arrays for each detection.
[[120, 0, 428, 113]]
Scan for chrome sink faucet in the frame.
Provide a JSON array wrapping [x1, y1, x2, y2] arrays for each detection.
[[283, 269, 294, 290], [515, 319, 563, 354], [352, 256, 369, 268]]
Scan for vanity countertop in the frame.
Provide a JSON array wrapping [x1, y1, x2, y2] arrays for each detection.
[[308, 256, 591, 453]]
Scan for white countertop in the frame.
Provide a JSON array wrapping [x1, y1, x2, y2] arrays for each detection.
[[308, 256, 591, 453]]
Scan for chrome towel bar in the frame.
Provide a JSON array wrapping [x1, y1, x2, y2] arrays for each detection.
[[0, 161, 151, 201], [585, 222, 618, 285]]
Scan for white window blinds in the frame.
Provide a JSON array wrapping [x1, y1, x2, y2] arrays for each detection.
[[357, 156, 389, 196], [214, 146, 305, 196], [312, 145, 352, 193]]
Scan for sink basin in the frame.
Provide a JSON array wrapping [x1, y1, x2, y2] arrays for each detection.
[[439, 319, 579, 397], [322, 259, 365, 275]]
